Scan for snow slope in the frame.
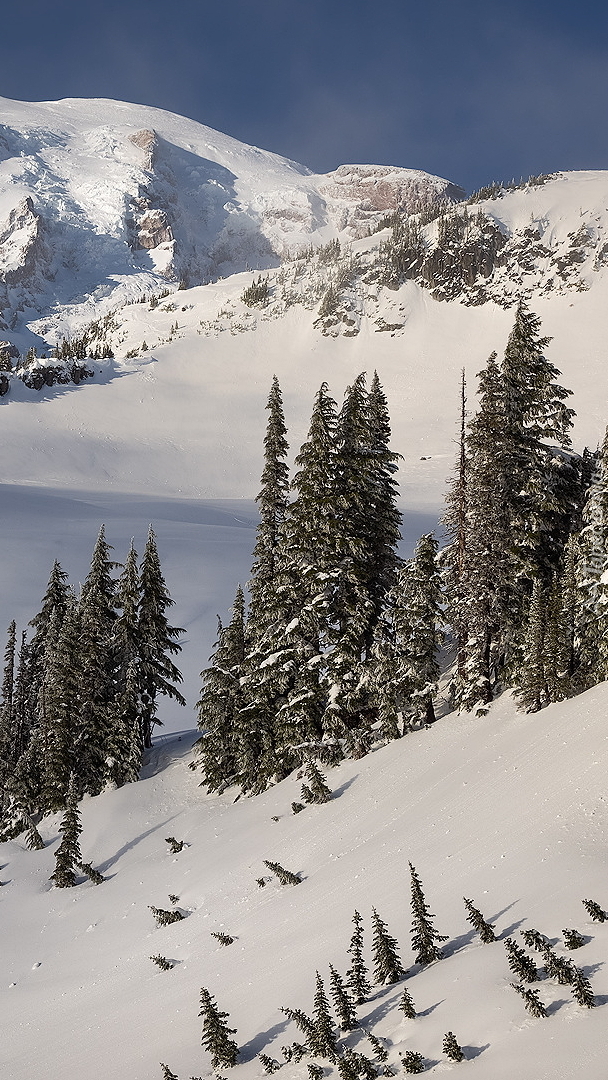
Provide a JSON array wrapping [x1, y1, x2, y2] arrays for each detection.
[[2, 686, 608, 1080]]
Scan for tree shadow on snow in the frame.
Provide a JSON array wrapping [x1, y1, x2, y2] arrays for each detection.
[[592, 994, 608, 1006], [417, 1000, 444, 1018], [238, 1017, 291, 1062], [462, 1044, 490, 1060], [98, 817, 178, 872], [545, 998, 569, 1016], [443, 927, 478, 956], [359, 985, 411, 1027], [330, 776, 358, 799], [582, 961, 604, 978], [496, 918, 526, 941]]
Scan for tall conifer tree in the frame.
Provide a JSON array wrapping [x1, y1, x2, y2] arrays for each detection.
[[138, 527, 185, 749]]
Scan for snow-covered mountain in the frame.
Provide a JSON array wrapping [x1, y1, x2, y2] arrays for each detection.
[[0, 96, 463, 331]]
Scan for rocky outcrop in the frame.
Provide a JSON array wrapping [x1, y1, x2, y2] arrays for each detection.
[[0, 197, 49, 285], [129, 129, 158, 171], [317, 164, 465, 238]]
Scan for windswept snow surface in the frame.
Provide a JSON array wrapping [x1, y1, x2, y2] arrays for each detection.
[[2, 688, 608, 1080]]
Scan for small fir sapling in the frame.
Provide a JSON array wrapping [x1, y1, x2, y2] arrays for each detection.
[[346, 909, 371, 1004], [409, 863, 447, 966], [165, 836, 184, 853], [563, 928, 585, 949], [371, 907, 406, 984], [312, 972, 338, 1060], [398, 986, 416, 1019], [504, 937, 538, 982], [307, 1064, 324, 1080], [570, 967, 596, 1008], [510, 983, 547, 1018], [336, 1052, 361, 1080], [328, 963, 358, 1031], [24, 820, 45, 851], [400, 1050, 425, 1074], [263, 859, 302, 885], [442, 1032, 464, 1063], [292, 802, 305, 814], [160, 1065, 179, 1080], [50, 779, 83, 888], [211, 932, 235, 946], [542, 947, 576, 985], [463, 897, 495, 943], [339, 1049, 378, 1080], [150, 954, 175, 970], [364, 1032, 389, 1062], [521, 928, 550, 952], [149, 905, 185, 926], [198, 986, 239, 1069], [257, 877, 267, 888], [301, 761, 332, 804], [168, 893, 180, 904], [280, 1005, 317, 1047], [582, 898, 606, 922], [282, 1043, 308, 1063], [79, 861, 105, 884], [259, 1055, 282, 1073]]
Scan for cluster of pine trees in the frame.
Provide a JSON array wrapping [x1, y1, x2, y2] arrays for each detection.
[[0, 526, 184, 837], [194, 302, 607, 797], [194, 370, 437, 796]]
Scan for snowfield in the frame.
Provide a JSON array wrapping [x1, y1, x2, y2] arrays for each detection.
[[2, 688, 608, 1080]]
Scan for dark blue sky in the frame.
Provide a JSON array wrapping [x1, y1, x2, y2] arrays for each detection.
[[2, 0, 608, 192]]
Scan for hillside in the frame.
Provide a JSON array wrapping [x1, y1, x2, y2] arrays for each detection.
[[2, 685, 608, 1080]]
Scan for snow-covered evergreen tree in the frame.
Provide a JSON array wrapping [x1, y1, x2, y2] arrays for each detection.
[[374, 534, 441, 729], [323, 373, 401, 756], [195, 586, 247, 793], [504, 937, 538, 982], [312, 972, 337, 1059], [346, 909, 371, 1004], [75, 525, 119, 796], [110, 541, 144, 785], [510, 983, 547, 1017], [38, 597, 82, 810], [409, 862, 447, 966], [398, 986, 416, 1019], [138, 527, 185, 748], [247, 375, 290, 636], [301, 760, 332, 804], [50, 776, 82, 888], [442, 1032, 464, 1062], [463, 897, 495, 943], [370, 907, 406, 984], [328, 963, 358, 1031], [198, 986, 239, 1069], [0, 620, 17, 798]]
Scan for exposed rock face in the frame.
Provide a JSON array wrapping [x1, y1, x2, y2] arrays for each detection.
[[317, 164, 465, 237], [0, 197, 48, 285], [129, 129, 157, 170]]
